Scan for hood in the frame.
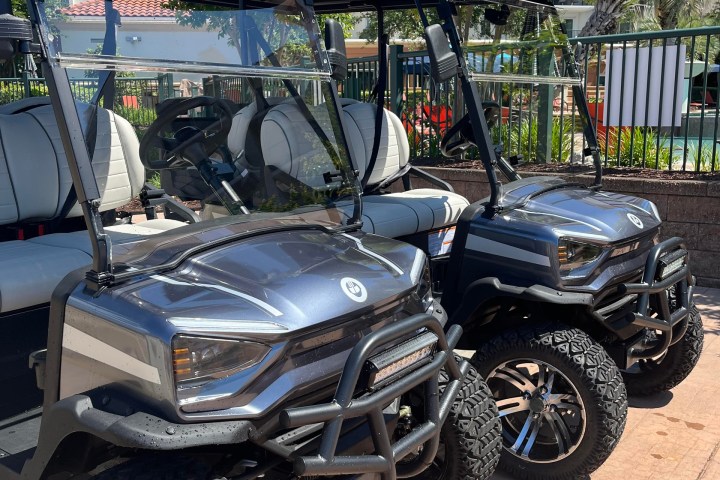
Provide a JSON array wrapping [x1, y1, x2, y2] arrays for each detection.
[[501, 177, 661, 244], [121, 229, 425, 335]]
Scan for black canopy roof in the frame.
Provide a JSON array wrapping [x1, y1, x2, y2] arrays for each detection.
[[180, 0, 555, 14]]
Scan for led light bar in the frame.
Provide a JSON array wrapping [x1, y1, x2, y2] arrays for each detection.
[[362, 332, 438, 391], [656, 249, 687, 281]]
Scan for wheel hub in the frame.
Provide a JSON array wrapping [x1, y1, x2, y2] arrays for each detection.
[[529, 396, 546, 413], [487, 359, 587, 463]]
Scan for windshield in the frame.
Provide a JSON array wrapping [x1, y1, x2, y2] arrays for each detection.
[[458, 0, 587, 166], [35, 0, 360, 269]]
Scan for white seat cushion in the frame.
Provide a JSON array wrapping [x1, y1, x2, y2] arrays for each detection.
[[28, 219, 185, 256], [0, 219, 185, 313], [364, 189, 469, 234], [341, 103, 470, 237], [358, 202, 428, 238], [0, 97, 186, 313], [0, 241, 91, 313], [227, 100, 469, 238], [343, 103, 410, 186]]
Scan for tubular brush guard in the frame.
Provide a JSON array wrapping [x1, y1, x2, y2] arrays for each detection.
[[621, 237, 694, 360], [280, 314, 467, 479]]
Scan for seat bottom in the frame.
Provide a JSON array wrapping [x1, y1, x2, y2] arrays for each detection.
[[0, 219, 185, 313], [361, 189, 469, 238]]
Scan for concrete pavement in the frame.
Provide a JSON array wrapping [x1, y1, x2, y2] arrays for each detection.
[[491, 287, 720, 480]]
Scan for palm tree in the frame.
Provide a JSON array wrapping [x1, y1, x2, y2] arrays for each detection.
[[577, 0, 633, 38]]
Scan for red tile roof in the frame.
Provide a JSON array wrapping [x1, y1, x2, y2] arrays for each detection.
[[62, 0, 176, 18]]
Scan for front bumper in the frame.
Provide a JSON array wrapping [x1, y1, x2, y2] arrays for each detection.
[[621, 237, 694, 358], [595, 237, 694, 367], [23, 315, 466, 479], [280, 314, 467, 478]]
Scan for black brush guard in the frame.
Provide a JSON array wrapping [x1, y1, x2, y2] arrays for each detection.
[[280, 314, 468, 479], [621, 237, 694, 360]]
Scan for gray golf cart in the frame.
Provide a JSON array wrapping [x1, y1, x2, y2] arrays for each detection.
[[0, 0, 502, 478], [292, 0, 701, 478]]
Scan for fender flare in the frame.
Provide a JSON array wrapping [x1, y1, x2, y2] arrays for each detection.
[[446, 277, 594, 327]]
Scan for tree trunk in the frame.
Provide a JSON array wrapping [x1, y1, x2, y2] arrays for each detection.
[[576, 0, 631, 64], [577, 0, 631, 38]]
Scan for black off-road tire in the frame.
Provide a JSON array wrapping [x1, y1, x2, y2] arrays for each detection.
[[471, 324, 627, 480], [623, 305, 704, 396], [411, 356, 502, 480]]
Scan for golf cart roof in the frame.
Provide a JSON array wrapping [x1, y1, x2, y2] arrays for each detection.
[[309, 0, 555, 13], [182, 0, 556, 13]]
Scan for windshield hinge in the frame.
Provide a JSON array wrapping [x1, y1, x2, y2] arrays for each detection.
[[85, 270, 114, 294]]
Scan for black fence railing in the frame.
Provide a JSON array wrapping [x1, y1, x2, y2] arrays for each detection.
[[338, 26, 720, 173], [573, 26, 720, 172], [0, 76, 164, 128]]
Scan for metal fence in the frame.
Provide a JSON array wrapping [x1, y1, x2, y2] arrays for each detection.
[[0, 76, 164, 127], [339, 26, 720, 173], [574, 26, 720, 172]]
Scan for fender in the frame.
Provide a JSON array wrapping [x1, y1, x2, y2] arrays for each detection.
[[446, 277, 594, 327]]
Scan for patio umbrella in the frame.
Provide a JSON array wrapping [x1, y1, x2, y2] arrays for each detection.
[[24, 54, 38, 77]]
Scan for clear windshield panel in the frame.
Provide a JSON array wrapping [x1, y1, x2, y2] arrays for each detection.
[[42, 0, 326, 76], [465, 1, 579, 85], [146, 75, 358, 222], [34, 0, 360, 268], [463, 1, 585, 164]]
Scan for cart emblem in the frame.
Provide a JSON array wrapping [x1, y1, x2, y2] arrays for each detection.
[[627, 213, 644, 229], [341, 277, 368, 302]]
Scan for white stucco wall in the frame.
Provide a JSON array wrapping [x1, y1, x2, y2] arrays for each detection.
[[58, 18, 244, 80]]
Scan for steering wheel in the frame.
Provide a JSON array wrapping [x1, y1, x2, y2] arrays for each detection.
[[139, 96, 235, 170], [440, 113, 476, 158], [440, 102, 503, 158]]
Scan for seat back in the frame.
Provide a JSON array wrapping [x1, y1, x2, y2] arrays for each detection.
[[342, 103, 410, 187], [0, 99, 144, 227], [229, 101, 342, 188]]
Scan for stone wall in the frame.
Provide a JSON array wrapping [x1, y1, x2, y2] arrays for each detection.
[[409, 167, 720, 288]]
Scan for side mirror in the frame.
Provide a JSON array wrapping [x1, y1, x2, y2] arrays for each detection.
[[424, 24, 458, 84], [484, 5, 511, 26], [324, 19, 347, 81]]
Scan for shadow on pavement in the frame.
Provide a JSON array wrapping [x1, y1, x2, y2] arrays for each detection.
[[628, 391, 673, 409]]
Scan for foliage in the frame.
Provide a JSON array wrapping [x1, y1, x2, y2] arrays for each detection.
[[598, 127, 672, 169], [623, 0, 720, 61], [359, 5, 528, 45], [114, 104, 157, 128], [163, 2, 357, 67], [0, 81, 49, 105], [500, 117, 575, 163], [683, 142, 720, 172], [0, 83, 23, 104], [147, 171, 162, 189]]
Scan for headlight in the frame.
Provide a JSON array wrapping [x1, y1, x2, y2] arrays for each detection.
[[558, 239, 604, 279], [416, 259, 434, 311], [172, 335, 270, 401]]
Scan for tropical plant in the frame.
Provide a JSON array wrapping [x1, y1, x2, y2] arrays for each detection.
[[598, 127, 672, 169], [683, 142, 720, 172], [500, 118, 574, 163]]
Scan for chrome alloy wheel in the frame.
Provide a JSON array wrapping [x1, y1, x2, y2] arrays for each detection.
[[487, 359, 586, 463]]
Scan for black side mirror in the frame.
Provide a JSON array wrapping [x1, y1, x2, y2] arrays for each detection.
[[485, 5, 511, 26], [324, 19, 347, 81], [424, 24, 459, 84]]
